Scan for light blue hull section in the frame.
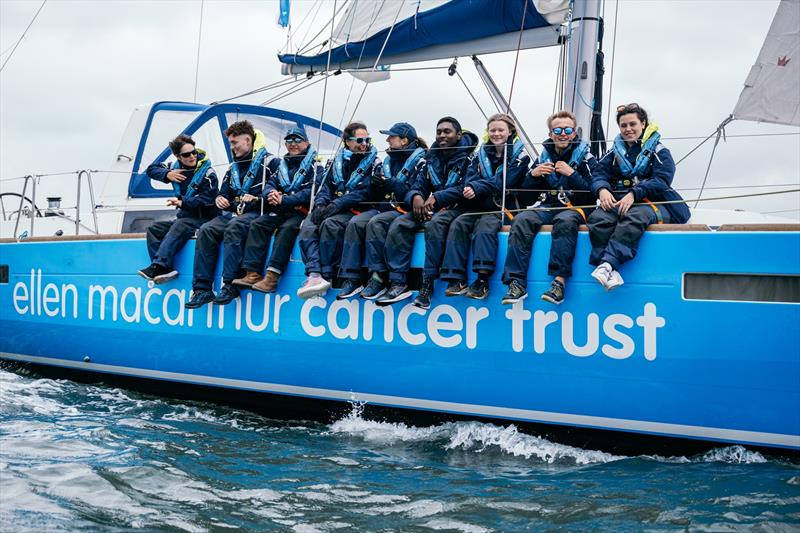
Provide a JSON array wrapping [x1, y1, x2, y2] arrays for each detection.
[[1, 231, 798, 450]]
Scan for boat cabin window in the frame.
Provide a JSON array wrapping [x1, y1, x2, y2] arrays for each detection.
[[140, 109, 202, 176], [224, 113, 341, 158], [683, 273, 800, 304]]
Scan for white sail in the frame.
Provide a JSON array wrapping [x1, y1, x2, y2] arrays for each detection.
[[733, 0, 800, 126]]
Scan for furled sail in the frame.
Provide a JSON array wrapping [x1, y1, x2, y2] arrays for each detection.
[[279, 0, 569, 74], [733, 0, 800, 126]]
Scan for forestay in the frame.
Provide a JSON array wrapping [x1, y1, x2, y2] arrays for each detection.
[[279, 0, 569, 74], [733, 0, 800, 126]]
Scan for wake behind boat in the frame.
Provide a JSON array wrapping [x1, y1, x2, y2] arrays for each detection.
[[1, 0, 798, 455]]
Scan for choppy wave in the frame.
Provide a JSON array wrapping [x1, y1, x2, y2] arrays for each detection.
[[2, 369, 799, 531]]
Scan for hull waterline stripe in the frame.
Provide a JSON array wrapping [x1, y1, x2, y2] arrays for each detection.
[[2, 352, 798, 449]]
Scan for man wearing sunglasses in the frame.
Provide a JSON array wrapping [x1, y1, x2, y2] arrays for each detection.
[[501, 110, 597, 305], [232, 127, 323, 294], [138, 134, 219, 284], [185, 120, 280, 309]]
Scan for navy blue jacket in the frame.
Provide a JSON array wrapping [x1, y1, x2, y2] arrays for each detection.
[[463, 140, 531, 212], [218, 152, 280, 214], [592, 140, 690, 223], [146, 154, 219, 220], [314, 150, 381, 214], [517, 138, 597, 209], [263, 149, 324, 214], [375, 141, 427, 212], [406, 131, 479, 209]]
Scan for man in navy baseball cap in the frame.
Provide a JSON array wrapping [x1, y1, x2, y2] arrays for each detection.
[[283, 126, 308, 141], [379, 122, 417, 141]]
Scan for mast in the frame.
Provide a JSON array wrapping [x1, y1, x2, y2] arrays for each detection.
[[562, 0, 602, 143]]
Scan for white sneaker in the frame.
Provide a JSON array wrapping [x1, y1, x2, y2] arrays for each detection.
[[606, 269, 624, 291], [297, 276, 331, 299], [591, 262, 613, 289]]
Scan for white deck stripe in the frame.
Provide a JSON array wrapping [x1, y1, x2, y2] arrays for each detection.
[[3, 352, 798, 449]]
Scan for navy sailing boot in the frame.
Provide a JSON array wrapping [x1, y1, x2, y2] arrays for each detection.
[[185, 290, 215, 309], [214, 284, 240, 305]]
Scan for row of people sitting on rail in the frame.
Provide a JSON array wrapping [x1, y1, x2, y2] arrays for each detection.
[[138, 103, 690, 310]]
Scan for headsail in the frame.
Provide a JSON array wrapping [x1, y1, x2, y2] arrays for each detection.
[[733, 0, 800, 126], [279, 0, 569, 74]]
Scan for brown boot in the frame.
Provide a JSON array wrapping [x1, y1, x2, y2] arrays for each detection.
[[252, 270, 280, 293], [232, 271, 263, 288]]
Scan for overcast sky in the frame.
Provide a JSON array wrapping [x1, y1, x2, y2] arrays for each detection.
[[1, 0, 798, 219]]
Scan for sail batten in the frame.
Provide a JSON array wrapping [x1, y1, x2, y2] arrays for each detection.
[[733, 0, 800, 127], [279, 0, 568, 74]]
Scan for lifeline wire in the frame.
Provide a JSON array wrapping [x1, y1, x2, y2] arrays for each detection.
[[193, 0, 204, 103], [0, 0, 47, 74]]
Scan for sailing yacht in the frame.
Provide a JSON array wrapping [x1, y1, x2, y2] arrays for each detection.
[[0, 0, 797, 454]]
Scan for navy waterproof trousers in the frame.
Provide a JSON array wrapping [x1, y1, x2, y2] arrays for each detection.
[[502, 208, 589, 284], [192, 212, 258, 290], [146, 216, 206, 269], [299, 212, 355, 279], [338, 209, 382, 280], [422, 208, 464, 279], [440, 212, 504, 282], [384, 213, 422, 284], [588, 204, 666, 269], [241, 212, 304, 275]]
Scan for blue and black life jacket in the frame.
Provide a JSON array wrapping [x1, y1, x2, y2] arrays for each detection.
[[612, 125, 661, 185], [382, 147, 425, 184], [539, 140, 590, 190], [331, 145, 378, 192], [278, 148, 317, 194], [170, 149, 212, 199], [478, 139, 525, 178]]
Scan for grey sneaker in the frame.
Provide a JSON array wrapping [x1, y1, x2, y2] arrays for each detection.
[[465, 278, 489, 300], [376, 284, 412, 306], [540, 279, 565, 305], [360, 277, 387, 300], [502, 279, 528, 305], [337, 279, 364, 299]]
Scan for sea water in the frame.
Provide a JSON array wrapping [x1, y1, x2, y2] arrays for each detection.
[[1, 368, 798, 532]]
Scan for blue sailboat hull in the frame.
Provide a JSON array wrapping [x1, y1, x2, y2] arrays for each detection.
[[1, 230, 798, 452]]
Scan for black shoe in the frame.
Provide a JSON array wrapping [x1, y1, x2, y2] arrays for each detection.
[[337, 279, 364, 300], [185, 290, 215, 309], [502, 279, 528, 305], [465, 279, 489, 300], [138, 263, 159, 281], [444, 280, 468, 297], [360, 277, 387, 300], [541, 279, 565, 305], [213, 284, 240, 305], [412, 277, 434, 309], [152, 264, 178, 284], [376, 284, 412, 306]]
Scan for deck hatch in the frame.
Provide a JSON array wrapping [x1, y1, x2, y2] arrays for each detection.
[[683, 273, 800, 303]]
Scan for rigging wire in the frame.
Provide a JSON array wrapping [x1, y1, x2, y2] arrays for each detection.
[[0, 0, 47, 74], [506, 0, 529, 111], [604, 0, 620, 137], [295, 0, 350, 56], [192, 0, 204, 103], [260, 74, 330, 106], [456, 70, 489, 120], [213, 76, 306, 105]]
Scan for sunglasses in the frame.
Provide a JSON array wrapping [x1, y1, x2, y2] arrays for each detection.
[[616, 103, 640, 114], [551, 127, 575, 136], [347, 136, 371, 145], [284, 138, 305, 145], [179, 150, 197, 158]]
